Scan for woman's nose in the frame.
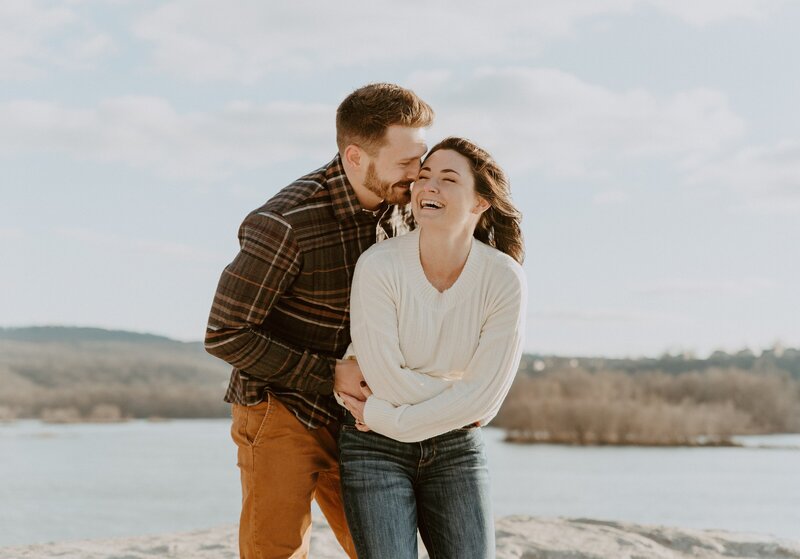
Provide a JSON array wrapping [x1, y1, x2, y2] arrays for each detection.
[[422, 180, 438, 192]]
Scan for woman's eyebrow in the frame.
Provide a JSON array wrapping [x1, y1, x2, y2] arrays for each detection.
[[419, 166, 461, 176]]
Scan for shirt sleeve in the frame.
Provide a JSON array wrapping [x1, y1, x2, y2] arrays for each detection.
[[363, 264, 527, 442], [349, 252, 455, 406], [204, 210, 335, 395]]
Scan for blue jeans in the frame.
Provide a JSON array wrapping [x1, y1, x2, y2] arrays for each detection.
[[338, 413, 494, 559]]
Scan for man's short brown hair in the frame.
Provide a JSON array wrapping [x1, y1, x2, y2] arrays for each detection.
[[336, 83, 434, 156]]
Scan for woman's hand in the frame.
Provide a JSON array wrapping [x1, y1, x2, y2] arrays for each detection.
[[340, 391, 372, 432], [359, 381, 373, 399], [334, 358, 366, 401]]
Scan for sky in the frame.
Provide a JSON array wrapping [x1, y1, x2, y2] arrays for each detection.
[[1, 0, 798, 357]]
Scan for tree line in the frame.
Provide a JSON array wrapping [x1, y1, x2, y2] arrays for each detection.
[[494, 365, 800, 445], [3, 329, 799, 446]]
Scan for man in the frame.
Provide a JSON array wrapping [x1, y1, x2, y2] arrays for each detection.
[[205, 83, 433, 559]]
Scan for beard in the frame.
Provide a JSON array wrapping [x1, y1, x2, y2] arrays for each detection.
[[364, 162, 412, 206]]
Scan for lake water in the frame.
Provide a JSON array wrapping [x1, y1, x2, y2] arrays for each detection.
[[1, 420, 798, 546]]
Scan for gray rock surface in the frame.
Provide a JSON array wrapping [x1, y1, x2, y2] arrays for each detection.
[[2, 516, 798, 559]]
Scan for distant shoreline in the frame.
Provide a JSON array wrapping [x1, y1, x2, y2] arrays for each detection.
[[4, 419, 800, 450], [504, 431, 743, 447], [3, 326, 799, 444]]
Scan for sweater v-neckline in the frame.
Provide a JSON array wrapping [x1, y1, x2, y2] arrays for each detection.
[[403, 228, 480, 306]]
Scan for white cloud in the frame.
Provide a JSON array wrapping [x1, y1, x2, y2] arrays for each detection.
[[70, 32, 116, 62], [688, 140, 800, 214], [0, 227, 24, 240], [532, 308, 680, 323], [132, 0, 612, 83], [0, 1, 75, 79], [648, 0, 783, 25], [0, 97, 334, 180], [0, 0, 784, 83], [0, 66, 746, 181], [0, 0, 115, 79], [413, 67, 744, 177], [56, 227, 225, 265], [593, 190, 629, 205], [132, 0, 780, 83], [633, 277, 778, 296]]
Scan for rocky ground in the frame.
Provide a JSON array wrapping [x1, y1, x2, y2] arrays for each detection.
[[3, 515, 799, 559]]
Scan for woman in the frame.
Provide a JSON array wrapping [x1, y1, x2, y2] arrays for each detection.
[[337, 137, 527, 559]]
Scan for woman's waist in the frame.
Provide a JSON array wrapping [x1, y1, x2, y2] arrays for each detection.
[[340, 408, 480, 436]]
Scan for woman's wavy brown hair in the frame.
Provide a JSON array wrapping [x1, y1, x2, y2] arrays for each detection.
[[425, 137, 524, 264]]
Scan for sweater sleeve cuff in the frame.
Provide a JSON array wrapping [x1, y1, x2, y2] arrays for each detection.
[[364, 396, 398, 433]]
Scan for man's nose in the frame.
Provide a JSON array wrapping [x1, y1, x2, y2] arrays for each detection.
[[407, 161, 421, 179]]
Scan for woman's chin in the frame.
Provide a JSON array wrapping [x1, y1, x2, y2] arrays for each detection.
[[413, 209, 446, 223]]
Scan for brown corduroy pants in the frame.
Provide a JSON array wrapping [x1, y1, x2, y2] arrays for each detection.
[[231, 394, 356, 559]]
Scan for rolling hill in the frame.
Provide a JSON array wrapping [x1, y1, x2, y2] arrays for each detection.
[[0, 326, 231, 419]]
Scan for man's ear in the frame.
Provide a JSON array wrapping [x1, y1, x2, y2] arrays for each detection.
[[343, 144, 363, 169], [473, 196, 491, 215]]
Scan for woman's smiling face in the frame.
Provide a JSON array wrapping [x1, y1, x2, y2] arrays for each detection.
[[412, 149, 486, 231]]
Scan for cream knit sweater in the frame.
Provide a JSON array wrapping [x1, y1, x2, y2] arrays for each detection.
[[347, 228, 527, 443]]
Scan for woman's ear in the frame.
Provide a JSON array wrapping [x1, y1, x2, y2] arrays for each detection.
[[472, 196, 491, 215]]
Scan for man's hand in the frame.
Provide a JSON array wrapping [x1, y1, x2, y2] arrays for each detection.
[[340, 392, 371, 432], [334, 358, 366, 401]]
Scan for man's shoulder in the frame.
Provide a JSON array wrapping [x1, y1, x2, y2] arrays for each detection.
[[256, 164, 332, 219]]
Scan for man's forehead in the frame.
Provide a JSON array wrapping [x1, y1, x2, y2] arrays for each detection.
[[410, 141, 428, 158], [383, 128, 427, 155], [384, 125, 425, 144]]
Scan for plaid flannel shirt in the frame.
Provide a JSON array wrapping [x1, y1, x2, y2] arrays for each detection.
[[205, 154, 414, 429]]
